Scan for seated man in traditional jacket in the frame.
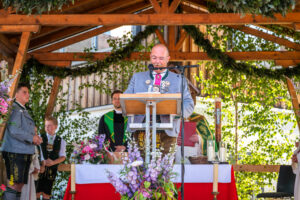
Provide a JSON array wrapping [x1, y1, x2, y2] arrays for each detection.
[[36, 116, 66, 200]]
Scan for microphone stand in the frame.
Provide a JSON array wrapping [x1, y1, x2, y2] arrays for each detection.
[[149, 64, 198, 200]]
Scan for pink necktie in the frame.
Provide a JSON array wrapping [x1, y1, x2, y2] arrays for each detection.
[[154, 74, 162, 85]]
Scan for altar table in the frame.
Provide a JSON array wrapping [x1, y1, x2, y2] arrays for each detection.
[[64, 164, 238, 200]]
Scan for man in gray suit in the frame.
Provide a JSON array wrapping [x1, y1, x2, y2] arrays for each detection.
[[125, 44, 194, 154], [1, 83, 42, 200]]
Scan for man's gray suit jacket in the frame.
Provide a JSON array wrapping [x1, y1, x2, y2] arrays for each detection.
[[1, 102, 35, 154], [124, 70, 194, 137]]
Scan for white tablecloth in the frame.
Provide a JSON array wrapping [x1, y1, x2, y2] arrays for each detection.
[[75, 164, 232, 184]]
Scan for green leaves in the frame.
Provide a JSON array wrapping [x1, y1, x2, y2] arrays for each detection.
[[195, 24, 298, 199], [215, 0, 295, 17], [2, 0, 74, 14], [144, 181, 151, 189]]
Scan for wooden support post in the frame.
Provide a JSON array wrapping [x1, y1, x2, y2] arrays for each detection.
[[281, 63, 300, 134], [0, 31, 32, 141], [45, 76, 63, 117], [9, 32, 32, 97], [286, 77, 300, 133], [168, 0, 181, 13], [149, 0, 161, 13], [168, 26, 176, 51], [175, 29, 187, 51], [155, 29, 167, 46]]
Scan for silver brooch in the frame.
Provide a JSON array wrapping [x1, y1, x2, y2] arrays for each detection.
[[145, 80, 151, 85], [153, 86, 160, 92]]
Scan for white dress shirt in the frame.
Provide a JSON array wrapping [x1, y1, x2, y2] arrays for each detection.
[[46, 133, 67, 157]]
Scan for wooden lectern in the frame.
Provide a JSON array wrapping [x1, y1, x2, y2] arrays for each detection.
[[120, 93, 181, 163]]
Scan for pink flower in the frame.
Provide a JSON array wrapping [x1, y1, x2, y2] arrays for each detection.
[[0, 184, 6, 191], [82, 145, 92, 153], [0, 98, 8, 114]]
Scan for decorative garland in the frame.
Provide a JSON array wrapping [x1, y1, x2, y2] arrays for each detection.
[[21, 24, 300, 83], [21, 25, 158, 83], [215, 0, 295, 18], [263, 25, 300, 42], [182, 25, 300, 80], [1, 0, 296, 16], [1, 0, 74, 14]]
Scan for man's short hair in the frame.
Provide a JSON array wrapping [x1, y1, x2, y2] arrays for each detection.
[[111, 90, 123, 98], [45, 116, 58, 126], [16, 83, 29, 92]]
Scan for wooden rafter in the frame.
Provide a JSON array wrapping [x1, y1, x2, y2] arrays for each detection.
[[229, 25, 300, 51], [39, 61, 73, 67], [36, 25, 119, 53], [168, 26, 176, 50], [0, 31, 32, 141], [9, 32, 32, 97], [149, 0, 161, 13], [181, 3, 300, 51], [155, 29, 167, 45], [294, 23, 300, 31], [32, 0, 148, 40], [45, 76, 64, 117], [286, 77, 300, 132], [1, 13, 300, 26], [175, 29, 188, 51], [29, 2, 152, 50], [169, 0, 181, 13], [30, 51, 300, 61], [0, 34, 17, 57], [0, 25, 40, 33], [275, 60, 300, 67]]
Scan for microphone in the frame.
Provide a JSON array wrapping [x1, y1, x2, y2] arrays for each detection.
[[148, 64, 154, 71]]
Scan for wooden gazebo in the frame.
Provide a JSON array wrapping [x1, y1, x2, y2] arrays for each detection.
[[0, 0, 300, 183]]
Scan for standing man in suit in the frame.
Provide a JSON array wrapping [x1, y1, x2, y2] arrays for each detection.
[[1, 83, 42, 200], [98, 90, 128, 152], [125, 44, 194, 154]]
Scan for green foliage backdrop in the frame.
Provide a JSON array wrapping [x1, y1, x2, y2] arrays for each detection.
[[195, 24, 298, 199]]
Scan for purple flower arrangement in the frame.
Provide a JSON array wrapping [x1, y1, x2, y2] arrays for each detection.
[[0, 60, 13, 124], [72, 134, 110, 164], [107, 142, 178, 200]]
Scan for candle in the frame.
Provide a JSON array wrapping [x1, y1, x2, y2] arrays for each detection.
[[213, 163, 219, 192], [219, 147, 226, 162], [208, 146, 215, 161], [71, 163, 76, 192]]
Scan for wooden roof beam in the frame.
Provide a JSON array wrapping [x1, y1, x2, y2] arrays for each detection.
[[29, 2, 152, 50], [180, 3, 300, 51], [35, 25, 119, 53], [2, 13, 300, 26], [229, 25, 300, 51], [0, 33, 18, 55], [155, 29, 167, 45], [294, 23, 300, 31], [9, 32, 32, 98], [32, 0, 147, 40], [45, 76, 62, 118], [149, 0, 161, 13], [30, 51, 300, 61], [0, 25, 40, 33], [275, 60, 300, 67]]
